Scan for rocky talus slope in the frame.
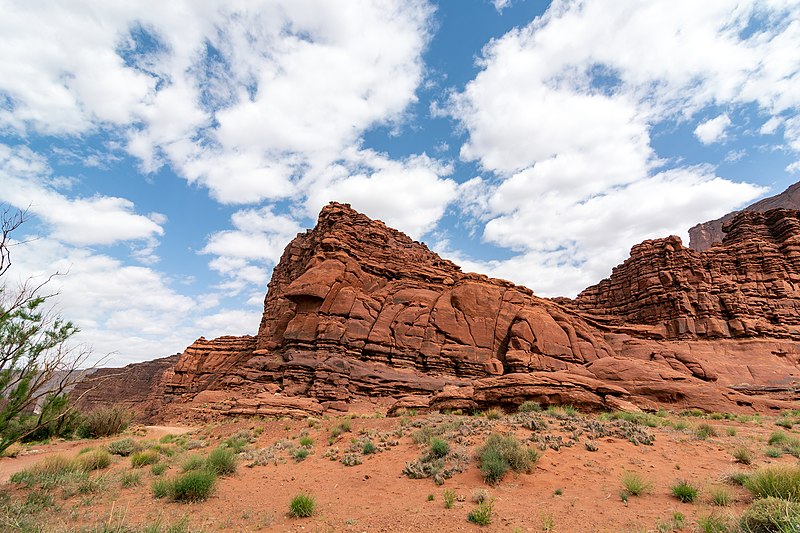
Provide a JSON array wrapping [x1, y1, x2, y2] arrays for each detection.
[[77, 203, 800, 421]]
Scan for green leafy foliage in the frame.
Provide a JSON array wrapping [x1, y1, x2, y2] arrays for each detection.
[[477, 433, 539, 485]]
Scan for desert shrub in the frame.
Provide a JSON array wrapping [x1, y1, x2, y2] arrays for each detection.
[[10, 455, 84, 490], [744, 465, 800, 501], [77, 449, 111, 471], [726, 472, 750, 486], [620, 472, 652, 496], [768, 431, 789, 446], [545, 405, 578, 419], [671, 480, 699, 503], [725, 427, 737, 436], [765, 447, 783, 458], [172, 470, 216, 502], [108, 438, 140, 456], [732, 446, 753, 465], [293, 447, 310, 462], [695, 423, 717, 440], [289, 492, 316, 518], [602, 411, 663, 428], [430, 437, 449, 458], [159, 434, 175, 443], [739, 497, 800, 532], [443, 488, 456, 509], [484, 408, 502, 420], [131, 450, 159, 468], [674, 420, 688, 430], [518, 401, 541, 413], [477, 433, 538, 485], [298, 436, 313, 448], [776, 418, 794, 429], [340, 453, 362, 466], [77, 405, 132, 438], [708, 486, 733, 506], [120, 471, 141, 488], [467, 499, 494, 526], [151, 462, 167, 476], [362, 440, 377, 455], [220, 430, 254, 452], [181, 455, 205, 472], [330, 420, 351, 439], [696, 513, 732, 533], [206, 447, 237, 476], [152, 478, 171, 499]]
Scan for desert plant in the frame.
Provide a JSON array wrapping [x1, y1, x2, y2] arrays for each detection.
[[744, 465, 800, 501], [518, 401, 541, 413], [726, 472, 750, 486], [77, 405, 133, 439], [726, 427, 737, 436], [206, 447, 237, 476], [171, 470, 216, 502], [768, 431, 789, 446], [695, 423, 717, 440], [152, 478, 171, 499], [733, 446, 753, 465], [181, 455, 205, 472], [484, 408, 502, 420], [9, 454, 83, 488], [671, 480, 699, 503], [330, 420, 351, 438], [293, 447, 310, 462], [78, 449, 111, 471], [621, 472, 652, 496], [739, 496, 800, 532], [298, 436, 313, 447], [120, 471, 141, 488], [696, 512, 732, 533], [708, 486, 733, 506], [131, 450, 159, 468], [108, 438, 139, 456], [362, 440, 377, 455], [477, 433, 539, 485], [765, 447, 783, 458], [471, 488, 488, 503], [151, 462, 167, 476], [289, 492, 316, 518], [467, 499, 494, 526], [443, 488, 456, 509], [430, 437, 449, 458]]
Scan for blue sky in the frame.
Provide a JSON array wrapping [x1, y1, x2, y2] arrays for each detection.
[[1, 0, 799, 365]]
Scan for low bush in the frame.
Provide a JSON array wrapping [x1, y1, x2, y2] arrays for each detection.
[[362, 440, 377, 455], [708, 486, 733, 506], [9, 455, 83, 488], [744, 465, 800, 502], [77, 405, 132, 438], [477, 433, 538, 485], [768, 431, 789, 446], [152, 478, 171, 499], [671, 480, 699, 503], [151, 462, 167, 476], [518, 401, 541, 413], [298, 436, 313, 448], [732, 446, 753, 465], [695, 513, 732, 533], [330, 420, 351, 439], [181, 455, 205, 472], [443, 488, 456, 509], [695, 423, 717, 440], [131, 450, 159, 468], [107, 438, 140, 456], [289, 492, 316, 518], [467, 499, 494, 526], [206, 447, 237, 476], [293, 448, 310, 462], [77, 449, 111, 471], [430, 437, 449, 458], [620, 472, 652, 496], [739, 497, 800, 532], [171, 470, 216, 502], [120, 471, 141, 488]]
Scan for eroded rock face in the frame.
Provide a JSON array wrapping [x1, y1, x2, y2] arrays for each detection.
[[160, 203, 799, 417], [689, 182, 800, 251], [574, 209, 800, 341]]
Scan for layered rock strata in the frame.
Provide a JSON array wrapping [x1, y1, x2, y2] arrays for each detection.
[[159, 203, 799, 418]]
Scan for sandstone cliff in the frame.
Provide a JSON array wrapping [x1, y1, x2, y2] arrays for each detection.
[[158, 203, 799, 418], [689, 182, 800, 251]]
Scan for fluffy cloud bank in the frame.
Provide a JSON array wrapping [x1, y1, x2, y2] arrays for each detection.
[[447, 0, 796, 296]]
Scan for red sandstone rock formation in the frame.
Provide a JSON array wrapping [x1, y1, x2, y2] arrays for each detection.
[[689, 181, 800, 251], [159, 203, 799, 418]]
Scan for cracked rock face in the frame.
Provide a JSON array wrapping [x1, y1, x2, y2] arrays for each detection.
[[78, 203, 800, 420]]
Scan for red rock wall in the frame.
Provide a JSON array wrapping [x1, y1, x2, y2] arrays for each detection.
[[575, 209, 800, 340]]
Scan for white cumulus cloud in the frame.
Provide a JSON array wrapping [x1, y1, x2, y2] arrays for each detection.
[[694, 114, 732, 144]]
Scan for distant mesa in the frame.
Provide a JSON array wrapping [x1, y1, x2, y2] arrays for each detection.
[[75, 200, 800, 421]]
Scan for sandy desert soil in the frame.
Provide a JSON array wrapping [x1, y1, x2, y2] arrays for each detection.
[[1, 406, 799, 532]]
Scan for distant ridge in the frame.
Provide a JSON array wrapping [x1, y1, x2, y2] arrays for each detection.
[[689, 181, 800, 251]]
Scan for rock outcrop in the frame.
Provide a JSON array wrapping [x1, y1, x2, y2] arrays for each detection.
[[159, 203, 799, 418], [689, 182, 800, 251]]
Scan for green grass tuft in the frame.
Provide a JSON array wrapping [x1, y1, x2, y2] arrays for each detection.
[[477, 433, 538, 485], [289, 492, 316, 518], [620, 472, 652, 496], [671, 480, 699, 503]]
